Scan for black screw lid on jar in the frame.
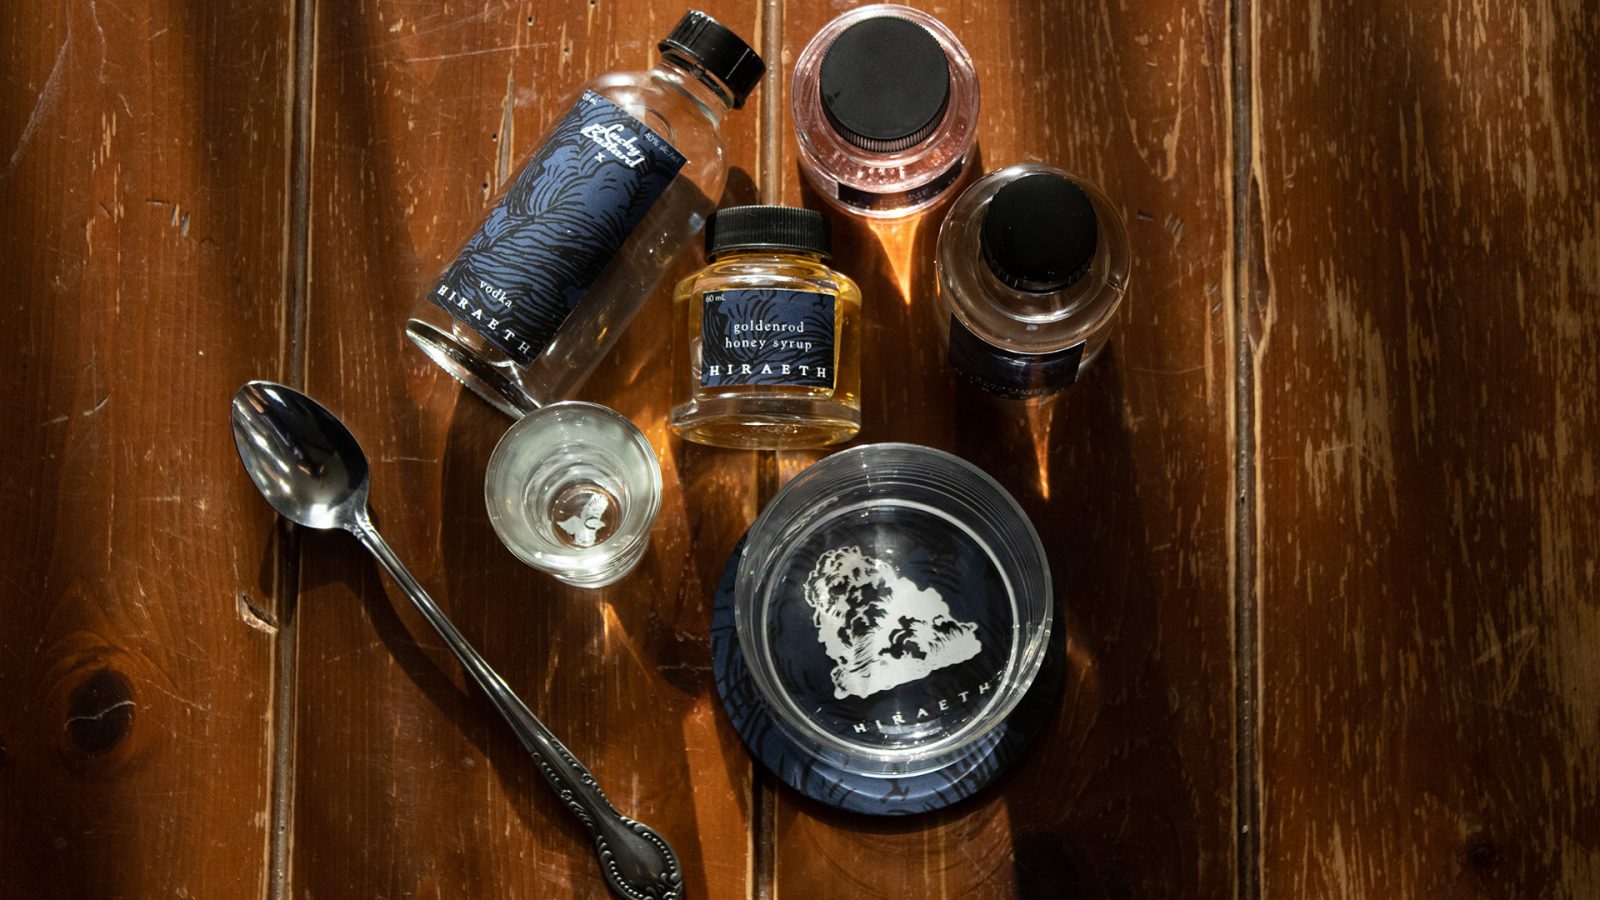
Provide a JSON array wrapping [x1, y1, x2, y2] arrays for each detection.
[[706, 206, 831, 259], [980, 173, 1099, 293], [660, 11, 766, 109], [819, 15, 951, 153]]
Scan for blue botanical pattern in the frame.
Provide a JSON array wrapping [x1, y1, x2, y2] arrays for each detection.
[[947, 315, 1084, 398], [701, 289, 836, 388], [429, 91, 686, 364]]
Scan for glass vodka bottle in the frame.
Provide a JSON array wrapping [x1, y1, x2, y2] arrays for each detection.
[[406, 11, 764, 417]]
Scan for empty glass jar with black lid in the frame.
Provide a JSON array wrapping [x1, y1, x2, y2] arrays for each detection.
[[671, 205, 861, 449], [791, 5, 978, 218], [936, 163, 1130, 398]]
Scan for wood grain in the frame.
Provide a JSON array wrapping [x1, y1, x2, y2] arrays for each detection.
[[767, 0, 1239, 896], [287, 1, 763, 897], [0, 0, 293, 897], [5, 0, 1598, 895], [1249, 0, 1600, 895]]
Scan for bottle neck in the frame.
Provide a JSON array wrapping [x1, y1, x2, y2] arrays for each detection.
[[654, 54, 734, 124]]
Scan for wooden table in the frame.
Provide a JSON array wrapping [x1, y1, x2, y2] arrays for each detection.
[[3, 0, 1597, 896]]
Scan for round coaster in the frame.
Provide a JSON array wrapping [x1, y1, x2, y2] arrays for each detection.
[[710, 534, 1065, 815]]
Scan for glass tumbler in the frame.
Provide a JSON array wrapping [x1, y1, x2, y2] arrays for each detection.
[[485, 402, 663, 588], [735, 443, 1052, 777]]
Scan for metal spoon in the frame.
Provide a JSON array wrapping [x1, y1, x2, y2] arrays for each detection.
[[229, 380, 682, 900]]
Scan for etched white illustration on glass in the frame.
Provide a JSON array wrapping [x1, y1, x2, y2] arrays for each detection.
[[803, 546, 981, 699], [553, 487, 617, 548]]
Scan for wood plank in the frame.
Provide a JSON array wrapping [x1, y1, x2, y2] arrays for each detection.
[[767, 1, 1239, 895], [0, 0, 293, 896], [1250, 0, 1600, 894], [289, 1, 763, 896]]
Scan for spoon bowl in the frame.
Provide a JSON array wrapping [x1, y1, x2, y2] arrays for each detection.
[[230, 380, 369, 531]]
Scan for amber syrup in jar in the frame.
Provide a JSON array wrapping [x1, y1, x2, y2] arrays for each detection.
[[671, 206, 862, 448]]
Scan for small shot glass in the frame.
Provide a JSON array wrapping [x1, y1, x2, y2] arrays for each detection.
[[485, 402, 663, 588]]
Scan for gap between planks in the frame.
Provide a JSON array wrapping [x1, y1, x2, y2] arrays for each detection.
[[754, 0, 784, 897], [268, 0, 319, 897], [1228, 0, 1261, 896]]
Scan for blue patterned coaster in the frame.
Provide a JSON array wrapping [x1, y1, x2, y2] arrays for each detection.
[[710, 535, 1064, 815]]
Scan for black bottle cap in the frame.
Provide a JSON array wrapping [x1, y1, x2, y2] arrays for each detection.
[[980, 173, 1099, 292], [819, 15, 951, 153], [659, 11, 765, 109], [706, 205, 831, 258]]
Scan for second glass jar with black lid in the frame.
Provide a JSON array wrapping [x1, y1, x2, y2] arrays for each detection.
[[671, 206, 861, 449], [936, 163, 1130, 398]]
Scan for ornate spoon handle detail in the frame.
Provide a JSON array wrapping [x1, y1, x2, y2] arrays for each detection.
[[355, 520, 683, 900]]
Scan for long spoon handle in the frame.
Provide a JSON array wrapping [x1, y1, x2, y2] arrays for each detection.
[[351, 517, 683, 900]]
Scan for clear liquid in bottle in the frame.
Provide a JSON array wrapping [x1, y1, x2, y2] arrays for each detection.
[[406, 11, 764, 417]]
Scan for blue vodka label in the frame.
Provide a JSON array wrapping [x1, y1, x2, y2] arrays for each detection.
[[428, 91, 687, 365], [701, 289, 836, 389]]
